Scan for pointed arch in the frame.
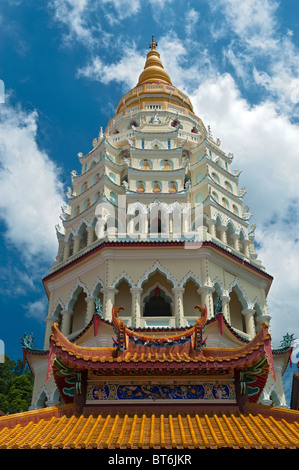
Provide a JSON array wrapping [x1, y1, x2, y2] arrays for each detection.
[[114, 277, 132, 318], [66, 280, 89, 311], [66, 228, 76, 241], [137, 261, 177, 288], [226, 220, 236, 247], [180, 272, 201, 289], [112, 272, 135, 289], [269, 385, 283, 406], [91, 278, 105, 297], [127, 201, 148, 215], [150, 139, 164, 149], [75, 218, 89, 235], [228, 279, 249, 333], [50, 387, 61, 405], [35, 386, 50, 409], [227, 279, 249, 309], [143, 282, 173, 317], [50, 300, 64, 318], [181, 274, 201, 318], [212, 277, 224, 296]]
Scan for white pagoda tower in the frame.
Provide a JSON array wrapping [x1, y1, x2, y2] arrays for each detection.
[[26, 36, 289, 410]]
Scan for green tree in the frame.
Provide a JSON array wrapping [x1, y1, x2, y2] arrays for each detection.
[[0, 355, 33, 414]]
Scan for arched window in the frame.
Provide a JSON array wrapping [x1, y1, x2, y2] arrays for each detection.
[[136, 181, 145, 192], [73, 205, 80, 217], [95, 191, 101, 202], [211, 172, 220, 184], [161, 159, 173, 170], [168, 181, 177, 193], [71, 290, 87, 333], [211, 192, 219, 202], [115, 279, 132, 319], [93, 173, 101, 184], [152, 181, 162, 193], [222, 198, 229, 210], [110, 191, 118, 205], [78, 223, 88, 250], [183, 279, 201, 318], [225, 181, 233, 192], [140, 159, 152, 170], [144, 286, 172, 317], [233, 205, 239, 215], [229, 289, 246, 333], [83, 199, 90, 210], [109, 172, 116, 183], [81, 182, 88, 193]]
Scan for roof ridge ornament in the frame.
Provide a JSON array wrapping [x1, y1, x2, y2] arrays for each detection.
[[149, 34, 158, 50]]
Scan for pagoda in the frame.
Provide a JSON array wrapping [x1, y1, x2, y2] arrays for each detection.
[[2, 36, 298, 450]]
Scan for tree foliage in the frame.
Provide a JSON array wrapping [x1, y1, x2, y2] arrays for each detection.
[[0, 355, 33, 414]]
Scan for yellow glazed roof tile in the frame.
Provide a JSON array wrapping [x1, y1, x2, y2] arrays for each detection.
[[1, 409, 299, 449]]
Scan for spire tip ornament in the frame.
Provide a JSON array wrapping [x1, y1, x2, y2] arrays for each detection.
[[149, 34, 158, 50]]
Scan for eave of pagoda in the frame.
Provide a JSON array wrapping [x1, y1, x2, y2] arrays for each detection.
[[43, 241, 273, 298], [47, 319, 275, 378]]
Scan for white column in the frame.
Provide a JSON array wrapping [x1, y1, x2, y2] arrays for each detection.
[[172, 287, 185, 327], [86, 226, 95, 246], [197, 286, 214, 319], [207, 218, 216, 238], [230, 233, 239, 251], [256, 314, 271, 331], [61, 309, 73, 336], [242, 239, 251, 257], [63, 241, 71, 261], [103, 286, 118, 321], [242, 308, 256, 338], [130, 287, 143, 328], [54, 237, 65, 265], [218, 225, 227, 244], [43, 316, 57, 349], [221, 295, 230, 323], [85, 296, 96, 326], [73, 235, 82, 254]]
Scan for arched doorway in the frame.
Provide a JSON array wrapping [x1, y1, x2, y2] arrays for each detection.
[[229, 288, 246, 332], [143, 286, 172, 317]]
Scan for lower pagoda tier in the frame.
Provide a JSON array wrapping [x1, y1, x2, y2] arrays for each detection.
[[34, 304, 277, 412]]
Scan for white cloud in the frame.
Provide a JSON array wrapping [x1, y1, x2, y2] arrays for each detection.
[[49, 0, 97, 46], [148, 0, 173, 7], [0, 102, 65, 263], [185, 8, 200, 36], [101, 0, 141, 19], [211, 0, 278, 42], [210, 0, 299, 116], [189, 72, 299, 345], [190, 73, 299, 222], [77, 47, 145, 89], [23, 297, 48, 322]]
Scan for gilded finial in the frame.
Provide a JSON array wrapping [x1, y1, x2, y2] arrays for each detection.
[[149, 34, 158, 50]]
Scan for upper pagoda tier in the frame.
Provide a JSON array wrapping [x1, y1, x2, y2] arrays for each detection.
[[108, 35, 199, 133]]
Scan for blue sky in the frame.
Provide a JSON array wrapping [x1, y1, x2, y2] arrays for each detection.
[[0, 0, 299, 401]]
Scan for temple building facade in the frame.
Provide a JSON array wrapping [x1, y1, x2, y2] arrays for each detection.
[[29, 36, 290, 410], [2, 36, 298, 451]]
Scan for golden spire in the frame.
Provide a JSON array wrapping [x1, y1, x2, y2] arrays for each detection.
[[137, 35, 172, 86]]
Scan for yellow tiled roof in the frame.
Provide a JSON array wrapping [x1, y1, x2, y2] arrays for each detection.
[[1, 408, 299, 449]]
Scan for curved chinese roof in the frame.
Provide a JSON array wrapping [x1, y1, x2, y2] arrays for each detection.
[[1, 404, 299, 449]]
